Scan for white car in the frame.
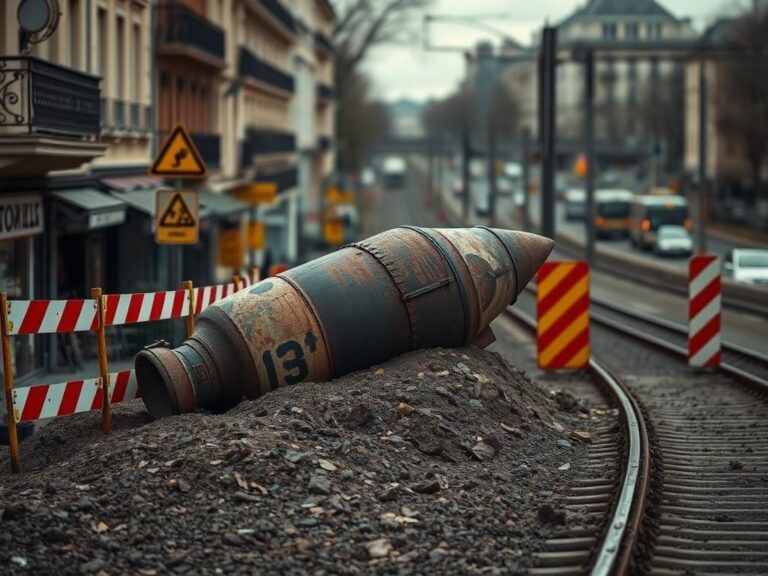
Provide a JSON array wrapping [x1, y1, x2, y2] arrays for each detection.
[[726, 249, 768, 286], [564, 189, 586, 221], [652, 225, 693, 257]]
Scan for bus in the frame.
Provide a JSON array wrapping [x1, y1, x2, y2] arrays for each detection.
[[629, 195, 691, 250], [595, 189, 634, 238]]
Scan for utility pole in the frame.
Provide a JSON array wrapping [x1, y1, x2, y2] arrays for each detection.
[[462, 51, 472, 220], [539, 26, 557, 240], [697, 59, 708, 255], [488, 114, 498, 227], [584, 49, 596, 267], [521, 127, 531, 231]]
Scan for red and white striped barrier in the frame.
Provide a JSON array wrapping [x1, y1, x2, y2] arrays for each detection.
[[7, 300, 98, 335], [12, 370, 141, 423], [193, 281, 244, 314], [103, 289, 191, 326], [689, 254, 721, 367]]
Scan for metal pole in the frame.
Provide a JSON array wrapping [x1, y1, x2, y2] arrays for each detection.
[[521, 127, 531, 231], [488, 114, 497, 227], [585, 49, 596, 268], [540, 26, 557, 240], [462, 52, 472, 220], [697, 59, 708, 255]]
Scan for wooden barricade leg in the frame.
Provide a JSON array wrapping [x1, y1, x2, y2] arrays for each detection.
[[183, 281, 195, 337], [249, 265, 260, 284], [232, 275, 241, 293], [92, 288, 112, 434], [0, 293, 21, 473]]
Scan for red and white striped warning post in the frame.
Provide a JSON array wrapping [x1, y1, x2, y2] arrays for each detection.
[[537, 261, 590, 370], [688, 254, 721, 368]]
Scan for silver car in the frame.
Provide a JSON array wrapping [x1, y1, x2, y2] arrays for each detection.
[[652, 225, 693, 257]]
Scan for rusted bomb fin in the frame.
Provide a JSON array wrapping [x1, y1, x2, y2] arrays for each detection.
[[136, 227, 554, 418]]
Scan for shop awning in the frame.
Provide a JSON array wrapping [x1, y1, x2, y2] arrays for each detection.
[[101, 175, 164, 191], [199, 190, 249, 217], [51, 188, 127, 231], [108, 188, 213, 220]]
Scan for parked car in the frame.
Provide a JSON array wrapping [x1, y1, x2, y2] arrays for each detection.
[[652, 225, 693, 257], [726, 249, 768, 286]]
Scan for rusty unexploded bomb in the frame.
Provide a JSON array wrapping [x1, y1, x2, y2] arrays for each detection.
[[135, 226, 554, 418]]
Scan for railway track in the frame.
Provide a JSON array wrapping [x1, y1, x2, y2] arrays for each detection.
[[505, 290, 768, 575]]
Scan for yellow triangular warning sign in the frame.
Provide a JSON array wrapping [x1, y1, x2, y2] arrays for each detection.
[[160, 193, 196, 227], [150, 123, 207, 178]]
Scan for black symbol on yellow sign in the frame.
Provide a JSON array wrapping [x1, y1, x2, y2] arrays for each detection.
[[150, 123, 207, 177], [160, 194, 196, 227]]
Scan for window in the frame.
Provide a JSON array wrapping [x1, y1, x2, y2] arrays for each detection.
[[96, 8, 107, 75], [650, 57, 659, 78], [68, 0, 80, 67], [625, 22, 638, 40], [648, 22, 662, 39], [116, 16, 125, 99], [132, 24, 141, 102], [627, 57, 637, 78], [602, 23, 617, 39]]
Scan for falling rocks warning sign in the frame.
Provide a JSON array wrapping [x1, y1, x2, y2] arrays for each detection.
[[156, 190, 200, 245]]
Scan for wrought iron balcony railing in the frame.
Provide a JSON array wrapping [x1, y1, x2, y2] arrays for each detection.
[[317, 83, 334, 102], [238, 47, 294, 94], [191, 133, 220, 170], [114, 99, 126, 130], [314, 32, 334, 54], [156, 3, 226, 63], [255, 165, 297, 192], [317, 135, 332, 151], [259, 0, 296, 34], [0, 56, 100, 137], [241, 128, 296, 167]]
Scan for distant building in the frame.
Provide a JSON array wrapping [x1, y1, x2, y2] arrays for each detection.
[[499, 0, 695, 165], [388, 99, 426, 139]]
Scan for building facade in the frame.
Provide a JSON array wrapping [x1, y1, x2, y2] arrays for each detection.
[[500, 0, 695, 169], [0, 0, 335, 383]]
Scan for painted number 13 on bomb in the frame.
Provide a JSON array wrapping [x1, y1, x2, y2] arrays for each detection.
[[261, 331, 318, 389]]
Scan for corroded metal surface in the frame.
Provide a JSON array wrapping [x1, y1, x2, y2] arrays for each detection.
[[136, 227, 554, 418]]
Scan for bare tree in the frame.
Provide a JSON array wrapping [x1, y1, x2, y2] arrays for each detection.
[[714, 7, 768, 202], [637, 65, 685, 173], [332, 0, 433, 172]]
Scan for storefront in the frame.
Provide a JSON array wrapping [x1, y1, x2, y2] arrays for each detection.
[[51, 189, 127, 298], [0, 193, 45, 382]]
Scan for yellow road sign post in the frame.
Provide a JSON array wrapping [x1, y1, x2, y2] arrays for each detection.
[[150, 124, 207, 178], [155, 189, 200, 245]]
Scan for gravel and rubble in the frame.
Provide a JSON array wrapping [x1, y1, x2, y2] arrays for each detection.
[[0, 347, 601, 575]]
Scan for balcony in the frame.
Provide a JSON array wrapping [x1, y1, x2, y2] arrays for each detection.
[[156, 3, 226, 68], [255, 166, 297, 192], [317, 83, 334, 102], [317, 135, 332, 151], [258, 0, 296, 35], [314, 32, 334, 55], [238, 47, 294, 94], [241, 128, 296, 167], [191, 133, 220, 171], [100, 98, 151, 134], [0, 56, 106, 176]]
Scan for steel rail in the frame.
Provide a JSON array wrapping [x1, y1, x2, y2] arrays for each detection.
[[503, 307, 647, 576]]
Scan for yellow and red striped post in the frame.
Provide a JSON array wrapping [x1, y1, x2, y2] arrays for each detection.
[[537, 261, 590, 369]]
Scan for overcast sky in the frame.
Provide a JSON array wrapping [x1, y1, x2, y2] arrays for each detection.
[[360, 0, 745, 102]]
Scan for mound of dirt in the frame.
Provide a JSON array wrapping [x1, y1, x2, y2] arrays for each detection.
[[0, 347, 595, 575]]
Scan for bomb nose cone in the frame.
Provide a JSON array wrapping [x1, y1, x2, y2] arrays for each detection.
[[488, 229, 555, 294]]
